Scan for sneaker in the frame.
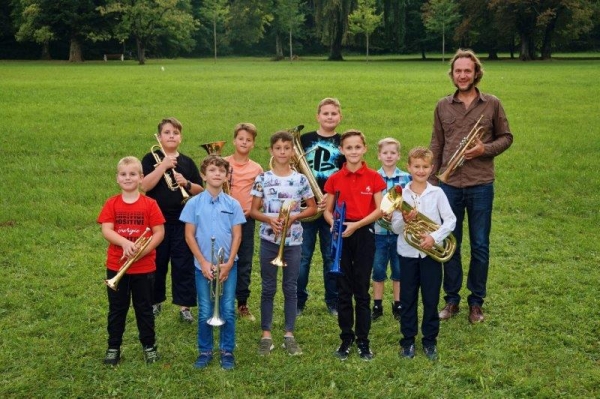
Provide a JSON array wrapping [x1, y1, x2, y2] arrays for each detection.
[[357, 344, 374, 361], [180, 308, 194, 323], [194, 352, 213, 369], [152, 303, 162, 317], [334, 340, 353, 361], [371, 304, 383, 321], [327, 305, 338, 317], [220, 351, 235, 370], [469, 305, 485, 324], [392, 302, 402, 321], [258, 338, 275, 356], [238, 304, 256, 321], [296, 307, 304, 316], [439, 303, 459, 320], [143, 345, 159, 364], [423, 345, 438, 361], [400, 344, 415, 359], [282, 336, 302, 356], [103, 348, 120, 366]]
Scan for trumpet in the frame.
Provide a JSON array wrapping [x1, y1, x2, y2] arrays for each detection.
[[207, 236, 226, 327], [199, 141, 230, 194], [269, 125, 324, 222], [271, 199, 295, 267], [329, 191, 345, 275], [380, 186, 456, 263], [105, 228, 153, 291], [437, 114, 484, 183], [151, 134, 190, 203]]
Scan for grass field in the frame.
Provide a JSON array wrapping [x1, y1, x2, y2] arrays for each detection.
[[1, 55, 599, 398]]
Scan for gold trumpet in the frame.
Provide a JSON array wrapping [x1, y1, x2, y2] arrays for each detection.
[[199, 141, 230, 194], [380, 186, 456, 263], [105, 228, 153, 291], [152, 134, 190, 203], [271, 199, 295, 267], [207, 236, 225, 327], [269, 125, 324, 222], [437, 114, 484, 183]]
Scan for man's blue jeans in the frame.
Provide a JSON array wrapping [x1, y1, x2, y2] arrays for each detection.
[[195, 264, 237, 353], [297, 216, 338, 310], [440, 182, 494, 307]]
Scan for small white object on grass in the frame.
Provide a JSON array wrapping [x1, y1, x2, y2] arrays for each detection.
[[161, 66, 165, 71]]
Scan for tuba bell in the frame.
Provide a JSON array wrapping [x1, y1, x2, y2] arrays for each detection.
[[437, 114, 484, 184], [200, 141, 230, 194], [269, 125, 324, 222], [105, 228, 153, 291], [380, 186, 456, 263], [207, 236, 225, 327]]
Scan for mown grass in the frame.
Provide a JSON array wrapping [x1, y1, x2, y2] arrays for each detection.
[[0, 56, 599, 398]]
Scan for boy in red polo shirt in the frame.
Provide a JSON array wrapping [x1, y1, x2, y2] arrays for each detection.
[[324, 129, 386, 361]]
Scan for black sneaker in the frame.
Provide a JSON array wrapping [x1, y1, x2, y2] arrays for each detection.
[[334, 340, 353, 360], [423, 345, 438, 361], [143, 345, 160, 364], [327, 305, 338, 317], [180, 308, 194, 323], [400, 344, 415, 359], [371, 305, 383, 321], [357, 344, 374, 361], [392, 302, 402, 321], [152, 303, 162, 317], [104, 348, 120, 366]]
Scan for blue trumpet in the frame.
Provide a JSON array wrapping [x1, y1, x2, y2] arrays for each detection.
[[329, 191, 345, 275]]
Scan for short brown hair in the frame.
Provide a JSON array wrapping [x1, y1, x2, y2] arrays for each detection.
[[448, 49, 484, 85], [377, 137, 401, 153], [407, 146, 433, 165], [157, 117, 183, 134], [117, 156, 143, 174], [269, 131, 293, 148], [317, 97, 342, 114], [340, 129, 366, 146], [233, 122, 257, 139], [200, 155, 230, 176]]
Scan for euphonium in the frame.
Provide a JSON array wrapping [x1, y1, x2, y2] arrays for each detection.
[[271, 199, 295, 267], [105, 228, 153, 291], [269, 125, 324, 222], [329, 191, 345, 275], [437, 114, 484, 184], [152, 134, 190, 203], [207, 236, 225, 327], [380, 186, 456, 263], [200, 141, 230, 194]]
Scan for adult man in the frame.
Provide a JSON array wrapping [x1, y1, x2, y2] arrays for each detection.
[[429, 49, 513, 323]]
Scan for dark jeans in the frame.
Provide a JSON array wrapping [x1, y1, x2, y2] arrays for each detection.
[[297, 216, 338, 310], [236, 217, 256, 305], [153, 222, 196, 308], [399, 255, 442, 348], [440, 182, 494, 307], [337, 224, 374, 346], [106, 270, 155, 348]]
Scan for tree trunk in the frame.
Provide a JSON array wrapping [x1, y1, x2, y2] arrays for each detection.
[[366, 33, 369, 62], [328, 26, 344, 61], [274, 34, 283, 60], [136, 37, 146, 65], [213, 18, 217, 62], [40, 41, 51, 60], [68, 36, 83, 62], [518, 32, 532, 61], [289, 28, 293, 62]]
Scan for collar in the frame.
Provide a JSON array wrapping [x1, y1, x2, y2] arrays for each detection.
[[201, 189, 225, 204], [405, 181, 434, 197], [341, 161, 367, 176], [450, 87, 485, 104], [378, 166, 403, 179]]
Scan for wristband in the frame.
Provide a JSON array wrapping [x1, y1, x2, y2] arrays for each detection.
[[186, 181, 192, 191]]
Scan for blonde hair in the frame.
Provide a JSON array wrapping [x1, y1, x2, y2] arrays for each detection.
[[117, 156, 143, 175], [377, 137, 401, 153], [317, 97, 342, 114], [407, 147, 433, 165], [233, 122, 257, 139]]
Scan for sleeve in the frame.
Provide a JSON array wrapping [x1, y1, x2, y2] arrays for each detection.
[[179, 197, 196, 224], [323, 173, 335, 195], [141, 152, 156, 176], [232, 200, 246, 226], [429, 190, 456, 244], [391, 210, 405, 235], [97, 198, 115, 224], [429, 103, 445, 180], [373, 172, 387, 193], [484, 98, 514, 157], [250, 173, 264, 198], [300, 175, 315, 200]]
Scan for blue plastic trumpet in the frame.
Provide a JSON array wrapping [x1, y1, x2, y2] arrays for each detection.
[[329, 191, 345, 275]]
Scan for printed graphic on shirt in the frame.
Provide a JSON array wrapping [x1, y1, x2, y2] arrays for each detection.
[[303, 139, 343, 183], [115, 211, 146, 241]]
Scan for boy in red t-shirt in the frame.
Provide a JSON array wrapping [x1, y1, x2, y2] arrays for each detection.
[[324, 130, 386, 361], [98, 156, 165, 366]]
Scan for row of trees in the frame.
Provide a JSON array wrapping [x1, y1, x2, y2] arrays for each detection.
[[1, 0, 599, 64]]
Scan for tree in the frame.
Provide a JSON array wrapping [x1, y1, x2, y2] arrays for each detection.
[[314, 0, 354, 61], [201, 0, 229, 61], [348, 0, 382, 61], [421, 0, 460, 61], [226, 0, 272, 50], [98, 0, 198, 65], [272, 0, 305, 61]]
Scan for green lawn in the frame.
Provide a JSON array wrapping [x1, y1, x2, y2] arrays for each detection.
[[1, 56, 599, 398]]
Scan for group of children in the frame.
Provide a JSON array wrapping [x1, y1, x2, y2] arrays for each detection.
[[97, 98, 457, 369]]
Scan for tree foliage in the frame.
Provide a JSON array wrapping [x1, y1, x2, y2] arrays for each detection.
[[314, 0, 355, 61], [201, 0, 230, 61], [272, 0, 305, 60], [348, 0, 382, 61], [422, 0, 461, 61]]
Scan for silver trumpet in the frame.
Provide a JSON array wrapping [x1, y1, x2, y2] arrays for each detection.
[[207, 236, 226, 327]]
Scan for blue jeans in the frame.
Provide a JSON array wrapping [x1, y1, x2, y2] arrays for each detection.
[[297, 216, 338, 310], [195, 264, 237, 353], [372, 234, 400, 282], [440, 182, 494, 307]]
